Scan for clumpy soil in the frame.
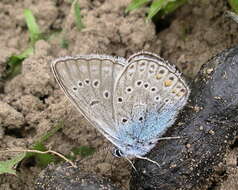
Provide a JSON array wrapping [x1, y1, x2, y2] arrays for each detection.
[[0, 0, 238, 189]]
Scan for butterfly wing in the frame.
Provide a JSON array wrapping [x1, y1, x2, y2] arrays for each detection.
[[113, 52, 190, 155], [51, 54, 126, 141]]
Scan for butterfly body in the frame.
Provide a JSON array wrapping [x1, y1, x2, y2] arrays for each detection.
[[52, 51, 190, 159]]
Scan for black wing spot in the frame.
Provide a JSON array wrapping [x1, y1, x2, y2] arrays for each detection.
[[151, 87, 157, 92], [126, 87, 133, 93], [78, 81, 83, 87], [136, 80, 143, 87], [93, 80, 100, 87], [90, 100, 100, 106], [169, 76, 174, 81], [154, 96, 160, 102], [144, 83, 149, 88], [159, 69, 165, 74], [84, 79, 90, 85], [118, 97, 123, 103], [103, 91, 110, 99]]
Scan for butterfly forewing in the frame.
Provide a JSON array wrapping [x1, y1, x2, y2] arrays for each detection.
[[113, 52, 190, 142], [51, 55, 126, 138], [52, 52, 190, 158]]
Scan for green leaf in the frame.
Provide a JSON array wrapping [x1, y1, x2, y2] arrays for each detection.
[[30, 143, 55, 168], [27, 121, 64, 167], [35, 121, 64, 144], [74, 1, 85, 30], [4, 47, 34, 79], [160, 0, 187, 16], [126, 0, 148, 13], [147, 0, 173, 20], [0, 153, 26, 175], [71, 146, 95, 158], [24, 9, 42, 44], [228, 0, 238, 14], [61, 38, 69, 49], [0, 122, 64, 174]]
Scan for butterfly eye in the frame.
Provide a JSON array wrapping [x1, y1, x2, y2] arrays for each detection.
[[113, 148, 124, 158], [122, 118, 128, 123], [164, 98, 170, 103], [139, 117, 143, 122]]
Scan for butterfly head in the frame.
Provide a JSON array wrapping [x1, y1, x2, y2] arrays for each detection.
[[112, 148, 125, 158], [111, 140, 155, 159]]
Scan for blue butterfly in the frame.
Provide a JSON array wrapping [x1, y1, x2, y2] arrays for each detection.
[[51, 51, 190, 167]]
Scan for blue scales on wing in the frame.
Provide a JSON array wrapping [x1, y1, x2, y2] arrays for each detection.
[[112, 51, 190, 157]]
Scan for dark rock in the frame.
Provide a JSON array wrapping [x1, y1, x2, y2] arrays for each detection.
[[130, 46, 238, 189], [35, 162, 120, 190]]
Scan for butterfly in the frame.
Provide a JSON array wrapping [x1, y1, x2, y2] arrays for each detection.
[[51, 51, 190, 167]]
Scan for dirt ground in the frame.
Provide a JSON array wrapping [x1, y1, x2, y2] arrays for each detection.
[[0, 0, 238, 190]]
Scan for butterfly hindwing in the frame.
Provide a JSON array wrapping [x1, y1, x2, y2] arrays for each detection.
[[113, 52, 190, 144], [51, 54, 126, 138]]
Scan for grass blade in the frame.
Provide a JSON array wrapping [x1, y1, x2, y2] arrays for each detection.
[[160, 0, 187, 15], [228, 0, 238, 14], [74, 1, 85, 30], [4, 47, 34, 79], [126, 0, 149, 13], [23, 9, 42, 44], [147, 0, 170, 20], [0, 153, 26, 175]]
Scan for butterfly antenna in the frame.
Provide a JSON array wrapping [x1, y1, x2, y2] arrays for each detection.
[[125, 157, 137, 172], [157, 136, 181, 141], [136, 155, 160, 168]]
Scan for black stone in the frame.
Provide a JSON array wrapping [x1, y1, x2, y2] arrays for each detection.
[[130, 46, 238, 189], [35, 162, 120, 190]]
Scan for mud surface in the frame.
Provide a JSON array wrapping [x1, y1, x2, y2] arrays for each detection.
[[0, 0, 238, 190]]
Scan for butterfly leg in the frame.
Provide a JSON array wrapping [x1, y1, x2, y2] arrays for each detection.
[[135, 155, 160, 168]]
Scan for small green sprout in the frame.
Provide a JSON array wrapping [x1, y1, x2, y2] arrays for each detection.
[[4, 9, 42, 79], [126, 0, 188, 20], [228, 0, 238, 14], [74, 1, 85, 30]]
